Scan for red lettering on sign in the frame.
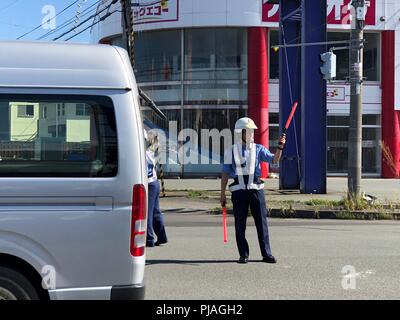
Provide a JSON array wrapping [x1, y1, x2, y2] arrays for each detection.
[[146, 7, 154, 16], [154, 5, 162, 16], [262, 0, 376, 25]]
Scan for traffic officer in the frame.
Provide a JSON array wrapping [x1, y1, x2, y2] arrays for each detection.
[[220, 117, 285, 264], [145, 130, 168, 247]]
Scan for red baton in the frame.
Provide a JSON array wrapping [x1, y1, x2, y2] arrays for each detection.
[[280, 101, 299, 146], [222, 205, 228, 243]]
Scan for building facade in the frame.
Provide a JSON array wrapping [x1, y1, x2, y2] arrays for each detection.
[[91, 0, 400, 178]]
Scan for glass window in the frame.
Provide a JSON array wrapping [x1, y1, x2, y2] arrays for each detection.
[[269, 30, 279, 80], [76, 103, 90, 116], [328, 115, 381, 126], [269, 31, 380, 81], [185, 28, 247, 80], [0, 95, 118, 177], [215, 29, 243, 68], [186, 29, 213, 69], [183, 108, 246, 166], [327, 32, 380, 81], [17, 104, 35, 118], [327, 114, 380, 174], [363, 33, 380, 82], [135, 29, 181, 82], [327, 32, 350, 81]]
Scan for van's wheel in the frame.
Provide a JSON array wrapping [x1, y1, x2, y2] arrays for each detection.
[[0, 267, 39, 300]]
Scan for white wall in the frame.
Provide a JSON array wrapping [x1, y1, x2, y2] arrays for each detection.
[[91, 0, 393, 42], [268, 82, 381, 115]]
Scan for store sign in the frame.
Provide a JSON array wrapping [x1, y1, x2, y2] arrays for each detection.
[[133, 0, 179, 25], [327, 87, 346, 101], [262, 0, 376, 25]]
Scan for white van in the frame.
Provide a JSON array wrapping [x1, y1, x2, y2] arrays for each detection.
[[0, 41, 147, 300]]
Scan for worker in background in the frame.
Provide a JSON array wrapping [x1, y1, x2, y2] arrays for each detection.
[[145, 129, 168, 247], [220, 117, 285, 264]]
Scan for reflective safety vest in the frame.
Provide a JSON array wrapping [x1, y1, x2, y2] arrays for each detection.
[[228, 143, 265, 192], [146, 150, 157, 183]]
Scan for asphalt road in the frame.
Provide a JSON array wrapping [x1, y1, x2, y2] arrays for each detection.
[[144, 213, 400, 300]]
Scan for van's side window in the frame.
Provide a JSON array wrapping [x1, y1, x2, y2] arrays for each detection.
[[0, 95, 118, 177]]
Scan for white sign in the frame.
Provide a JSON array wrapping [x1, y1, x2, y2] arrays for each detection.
[[262, 0, 376, 25], [327, 87, 346, 101], [133, 0, 179, 25]]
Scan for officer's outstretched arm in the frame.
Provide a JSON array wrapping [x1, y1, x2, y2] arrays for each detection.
[[273, 135, 286, 164], [220, 173, 229, 206], [273, 149, 282, 164]]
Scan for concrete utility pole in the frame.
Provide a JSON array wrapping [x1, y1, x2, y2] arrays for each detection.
[[120, 0, 135, 68], [348, 0, 365, 199]]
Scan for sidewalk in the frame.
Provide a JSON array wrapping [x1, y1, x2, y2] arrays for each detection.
[[159, 177, 400, 217], [162, 177, 400, 202]]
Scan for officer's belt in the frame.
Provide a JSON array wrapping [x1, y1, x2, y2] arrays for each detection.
[[229, 176, 264, 192], [148, 176, 157, 183]]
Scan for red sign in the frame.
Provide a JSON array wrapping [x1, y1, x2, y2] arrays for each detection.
[[262, 0, 376, 25], [133, 0, 179, 25]]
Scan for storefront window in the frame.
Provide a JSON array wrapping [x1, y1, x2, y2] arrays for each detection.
[[135, 29, 181, 82], [327, 115, 381, 174], [327, 32, 380, 81], [269, 30, 380, 82], [269, 30, 279, 80], [184, 28, 247, 81], [269, 114, 381, 175], [135, 28, 248, 176]]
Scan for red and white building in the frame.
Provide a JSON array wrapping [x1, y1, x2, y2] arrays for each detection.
[[92, 0, 400, 178]]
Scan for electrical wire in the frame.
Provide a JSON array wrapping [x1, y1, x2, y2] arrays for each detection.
[[16, 0, 80, 40], [0, 0, 20, 14], [52, 0, 118, 41], [64, 9, 120, 41], [37, 0, 101, 40]]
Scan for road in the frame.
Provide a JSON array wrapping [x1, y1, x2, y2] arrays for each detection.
[[145, 213, 400, 300]]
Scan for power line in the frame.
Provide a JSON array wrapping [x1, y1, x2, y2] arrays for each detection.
[[0, 20, 27, 29], [38, 1, 100, 40], [53, 0, 118, 41], [16, 0, 80, 40], [65, 9, 120, 41], [37, 0, 101, 40], [0, 0, 20, 14]]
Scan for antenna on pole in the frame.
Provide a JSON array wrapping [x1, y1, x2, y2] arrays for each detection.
[[74, 0, 87, 33]]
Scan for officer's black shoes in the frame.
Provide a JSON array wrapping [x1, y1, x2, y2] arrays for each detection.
[[237, 256, 249, 264], [262, 255, 277, 264], [155, 239, 168, 246]]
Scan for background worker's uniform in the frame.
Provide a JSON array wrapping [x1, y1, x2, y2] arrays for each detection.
[[146, 149, 168, 247], [223, 143, 274, 259]]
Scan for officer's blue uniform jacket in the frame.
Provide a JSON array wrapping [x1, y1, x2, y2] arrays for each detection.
[[222, 143, 274, 179]]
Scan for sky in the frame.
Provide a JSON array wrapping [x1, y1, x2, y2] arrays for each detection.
[[0, 0, 101, 43]]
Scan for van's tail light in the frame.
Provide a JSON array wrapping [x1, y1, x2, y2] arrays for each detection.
[[131, 184, 147, 256]]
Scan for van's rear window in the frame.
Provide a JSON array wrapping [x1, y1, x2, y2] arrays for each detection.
[[0, 95, 118, 177]]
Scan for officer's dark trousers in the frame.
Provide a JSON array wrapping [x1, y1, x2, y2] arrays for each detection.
[[147, 180, 168, 246], [231, 189, 272, 258]]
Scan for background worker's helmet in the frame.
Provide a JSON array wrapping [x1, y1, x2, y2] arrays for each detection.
[[234, 117, 258, 132], [144, 128, 158, 151]]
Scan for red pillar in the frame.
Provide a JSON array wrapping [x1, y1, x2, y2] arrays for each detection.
[[248, 27, 269, 178], [381, 31, 400, 178]]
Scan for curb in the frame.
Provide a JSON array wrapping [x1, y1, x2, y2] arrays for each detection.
[[208, 208, 400, 220]]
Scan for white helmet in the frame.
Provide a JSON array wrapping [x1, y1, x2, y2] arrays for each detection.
[[234, 117, 258, 132]]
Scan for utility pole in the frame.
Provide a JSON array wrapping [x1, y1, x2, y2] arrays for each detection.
[[348, 0, 365, 199], [120, 0, 135, 68]]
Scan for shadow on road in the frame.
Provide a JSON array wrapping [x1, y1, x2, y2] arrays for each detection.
[[146, 259, 238, 266]]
